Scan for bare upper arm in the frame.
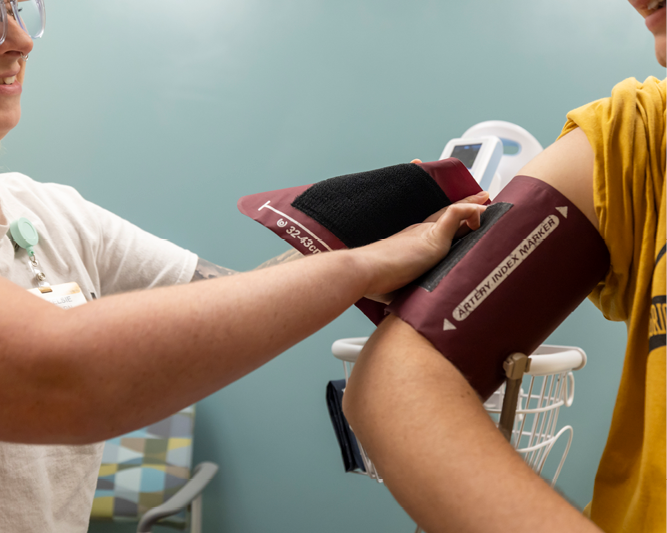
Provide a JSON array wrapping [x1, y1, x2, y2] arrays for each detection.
[[520, 127, 597, 230], [346, 126, 599, 406], [342, 130, 602, 532]]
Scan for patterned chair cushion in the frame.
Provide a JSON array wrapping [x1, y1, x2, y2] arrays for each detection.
[[91, 406, 195, 528]]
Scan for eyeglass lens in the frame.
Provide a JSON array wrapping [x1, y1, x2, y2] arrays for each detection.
[[6, 0, 44, 39]]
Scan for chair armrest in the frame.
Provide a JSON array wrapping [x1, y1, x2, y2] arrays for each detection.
[[137, 461, 219, 533]]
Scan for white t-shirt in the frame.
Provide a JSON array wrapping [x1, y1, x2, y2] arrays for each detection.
[[0, 173, 198, 532]]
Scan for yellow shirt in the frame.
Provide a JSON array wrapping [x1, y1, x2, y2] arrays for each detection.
[[560, 77, 666, 532]]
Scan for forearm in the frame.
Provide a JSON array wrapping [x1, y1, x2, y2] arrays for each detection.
[[343, 315, 601, 533], [2, 250, 366, 444], [190, 249, 303, 282], [253, 249, 303, 270]]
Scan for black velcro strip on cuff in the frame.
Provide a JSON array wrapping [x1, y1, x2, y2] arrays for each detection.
[[291, 163, 451, 249], [418, 202, 513, 292]]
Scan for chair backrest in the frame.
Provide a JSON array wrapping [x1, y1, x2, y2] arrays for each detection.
[[91, 405, 196, 529]]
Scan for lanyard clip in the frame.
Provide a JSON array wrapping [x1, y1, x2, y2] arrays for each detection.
[[28, 253, 51, 291]]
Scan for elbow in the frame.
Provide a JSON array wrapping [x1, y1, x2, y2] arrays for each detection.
[[0, 339, 108, 445], [0, 371, 114, 445], [0, 300, 118, 444]]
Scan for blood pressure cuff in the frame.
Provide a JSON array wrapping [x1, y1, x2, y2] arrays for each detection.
[[387, 176, 610, 400], [238, 158, 484, 324]]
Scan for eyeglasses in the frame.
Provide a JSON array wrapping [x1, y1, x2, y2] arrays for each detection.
[[0, 0, 46, 46]]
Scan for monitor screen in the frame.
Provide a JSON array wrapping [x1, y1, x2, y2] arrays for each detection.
[[450, 143, 482, 169]]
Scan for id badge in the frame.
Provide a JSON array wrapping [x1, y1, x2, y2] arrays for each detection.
[[28, 282, 88, 310]]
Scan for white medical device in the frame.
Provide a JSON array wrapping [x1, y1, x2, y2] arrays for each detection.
[[440, 136, 503, 192], [455, 121, 544, 199]]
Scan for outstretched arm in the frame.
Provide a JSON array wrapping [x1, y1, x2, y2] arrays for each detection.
[[0, 197, 485, 444], [343, 127, 602, 533]]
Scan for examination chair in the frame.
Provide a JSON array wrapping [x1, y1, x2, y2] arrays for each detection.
[[90, 405, 218, 533]]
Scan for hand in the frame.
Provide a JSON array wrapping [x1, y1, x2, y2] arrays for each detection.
[[354, 192, 487, 304]]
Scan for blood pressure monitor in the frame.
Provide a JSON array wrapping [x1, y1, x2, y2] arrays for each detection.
[[439, 136, 503, 192]]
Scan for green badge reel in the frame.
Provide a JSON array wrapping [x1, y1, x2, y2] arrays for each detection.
[[9, 217, 39, 256], [9, 217, 51, 290]]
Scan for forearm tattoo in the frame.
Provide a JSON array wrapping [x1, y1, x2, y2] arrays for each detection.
[[191, 258, 239, 282], [253, 249, 303, 270], [191, 249, 303, 282]]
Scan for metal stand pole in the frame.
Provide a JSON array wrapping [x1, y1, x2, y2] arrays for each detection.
[[499, 353, 530, 443]]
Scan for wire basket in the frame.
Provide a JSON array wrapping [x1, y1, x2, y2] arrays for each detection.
[[331, 339, 586, 487]]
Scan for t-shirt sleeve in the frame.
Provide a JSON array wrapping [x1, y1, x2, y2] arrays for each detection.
[[40, 184, 199, 295], [558, 76, 666, 322], [94, 205, 199, 295]]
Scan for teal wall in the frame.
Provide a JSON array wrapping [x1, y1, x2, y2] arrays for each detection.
[[2, 0, 662, 531]]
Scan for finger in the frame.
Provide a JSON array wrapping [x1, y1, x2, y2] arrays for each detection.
[[453, 204, 486, 237], [453, 214, 483, 238], [431, 203, 486, 243], [464, 205, 483, 231], [454, 222, 474, 239], [422, 191, 489, 223], [410, 159, 423, 164], [457, 190, 489, 205]]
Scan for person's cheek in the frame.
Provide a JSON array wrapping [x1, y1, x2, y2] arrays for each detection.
[[656, 34, 666, 67], [17, 62, 26, 85]]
